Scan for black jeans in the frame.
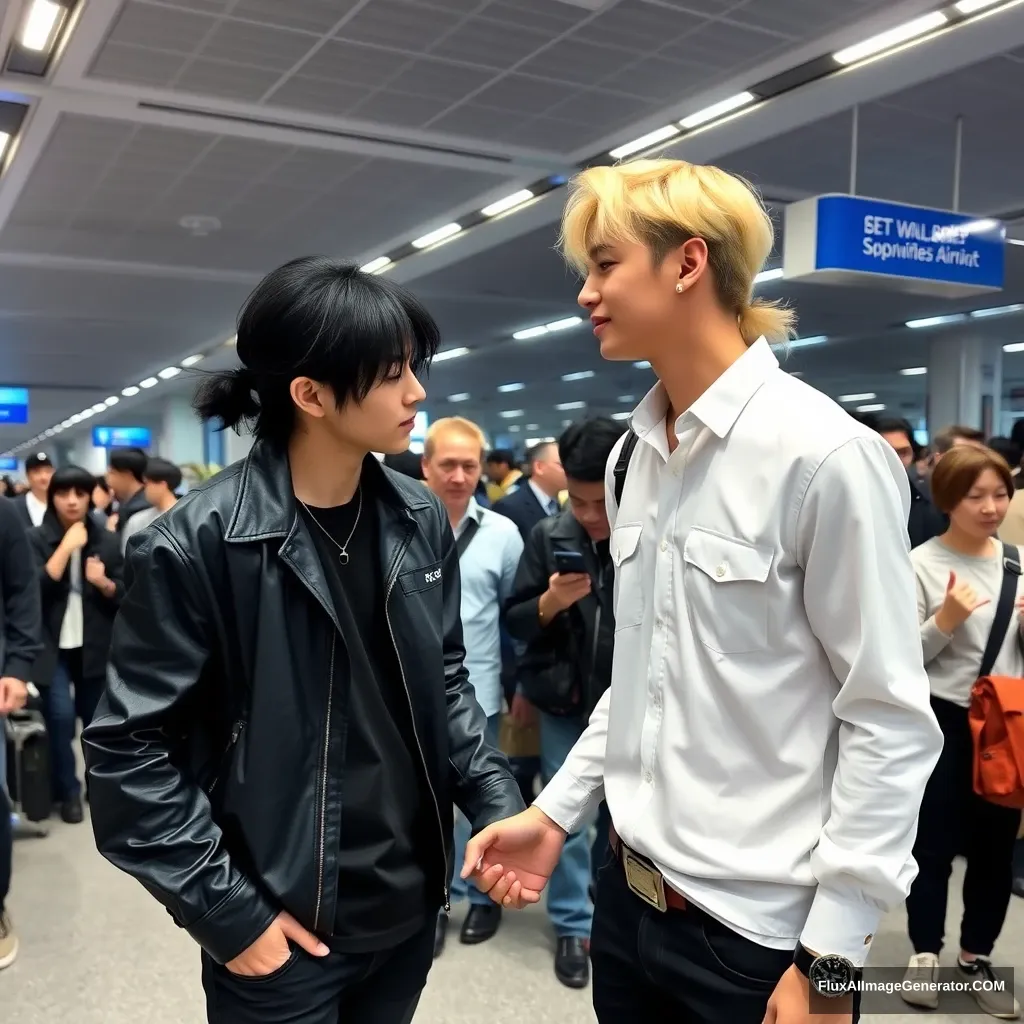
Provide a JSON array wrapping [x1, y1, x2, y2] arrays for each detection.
[[202, 921, 434, 1024], [591, 853, 861, 1024], [905, 697, 1020, 957], [0, 777, 10, 916]]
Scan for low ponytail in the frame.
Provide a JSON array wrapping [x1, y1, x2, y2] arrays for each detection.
[[193, 367, 261, 431], [738, 297, 797, 346]]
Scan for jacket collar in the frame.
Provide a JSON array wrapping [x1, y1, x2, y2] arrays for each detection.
[[225, 440, 416, 543], [549, 508, 585, 544]]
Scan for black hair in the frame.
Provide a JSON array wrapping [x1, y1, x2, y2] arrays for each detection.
[[383, 450, 424, 481], [485, 449, 515, 467], [143, 457, 183, 492], [108, 447, 148, 482], [988, 436, 1022, 469], [194, 256, 440, 450], [559, 417, 627, 483], [872, 415, 915, 441], [93, 476, 111, 495], [47, 465, 96, 513]]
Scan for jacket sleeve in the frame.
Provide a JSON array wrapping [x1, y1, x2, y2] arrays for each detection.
[[438, 513, 527, 830], [30, 528, 68, 601], [0, 501, 41, 680], [96, 534, 125, 607], [82, 527, 279, 965], [504, 520, 550, 644]]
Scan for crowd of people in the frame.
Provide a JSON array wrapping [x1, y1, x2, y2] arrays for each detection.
[[1, 155, 1023, 1024]]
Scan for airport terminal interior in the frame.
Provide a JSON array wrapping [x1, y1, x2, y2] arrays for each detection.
[[1, 0, 1024, 1020]]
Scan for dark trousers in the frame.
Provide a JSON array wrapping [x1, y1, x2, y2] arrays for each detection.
[[202, 921, 434, 1024], [590, 854, 860, 1023], [906, 696, 1020, 957], [0, 777, 10, 916], [592, 801, 612, 889], [40, 649, 103, 801]]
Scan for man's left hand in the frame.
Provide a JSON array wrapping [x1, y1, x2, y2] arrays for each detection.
[[763, 965, 853, 1024], [0, 676, 29, 714]]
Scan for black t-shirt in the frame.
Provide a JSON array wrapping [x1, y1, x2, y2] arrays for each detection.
[[299, 483, 433, 952]]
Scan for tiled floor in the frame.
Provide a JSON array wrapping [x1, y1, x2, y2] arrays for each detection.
[[4, 815, 1022, 1023]]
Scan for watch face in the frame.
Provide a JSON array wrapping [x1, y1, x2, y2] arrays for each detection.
[[808, 954, 855, 998]]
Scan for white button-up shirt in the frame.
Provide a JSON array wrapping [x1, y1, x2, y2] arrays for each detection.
[[534, 338, 942, 965]]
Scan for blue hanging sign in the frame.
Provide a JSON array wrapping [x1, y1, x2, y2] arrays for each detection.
[[0, 387, 29, 424], [92, 425, 152, 449], [0, 457, 17, 471], [783, 194, 1005, 298]]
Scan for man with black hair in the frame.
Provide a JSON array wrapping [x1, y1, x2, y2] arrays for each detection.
[[122, 457, 182, 543], [503, 416, 624, 989], [484, 449, 520, 504], [105, 447, 151, 539], [83, 256, 524, 1024], [10, 452, 54, 529]]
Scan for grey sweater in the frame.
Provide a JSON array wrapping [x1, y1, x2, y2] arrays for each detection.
[[911, 537, 1024, 707]]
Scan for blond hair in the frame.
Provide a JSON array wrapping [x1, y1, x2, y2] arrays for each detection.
[[559, 159, 795, 344], [424, 416, 486, 460]]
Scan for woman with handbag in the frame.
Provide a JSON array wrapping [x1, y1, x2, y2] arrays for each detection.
[[902, 444, 1021, 1018]]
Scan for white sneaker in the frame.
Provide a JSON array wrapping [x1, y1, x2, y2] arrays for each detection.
[[957, 958, 1021, 1019], [0, 912, 19, 970], [901, 952, 940, 1009]]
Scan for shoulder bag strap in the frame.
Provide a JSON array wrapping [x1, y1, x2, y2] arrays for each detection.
[[979, 543, 1022, 680], [456, 518, 480, 560], [613, 430, 640, 508]]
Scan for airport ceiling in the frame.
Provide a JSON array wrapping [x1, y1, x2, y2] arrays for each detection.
[[1, 0, 1024, 451]]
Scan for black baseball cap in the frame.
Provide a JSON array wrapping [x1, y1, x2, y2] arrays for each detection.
[[24, 452, 53, 472]]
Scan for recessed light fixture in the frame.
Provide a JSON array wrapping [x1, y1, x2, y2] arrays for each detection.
[[509, 424, 521, 432], [955, 0, 1004, 12], [787, 335, 828, 349], [181, 354, 204, 367], [857, 403, 886, 413], [447, 392, 470, 402], [562, 370, 595, 382], [500, 409, 524, 419], [481, 190, 534, 217], [512, 315, 584, 341], [140, 377, 158, 389], [609, 125, 680, 160], [433, 346, 470, 362], [900, 367, 928, 376], [497, 382, 525, 393], [20, 0, 65, 52], [754, 268, 784, 284], [906, 314, 966, 329], [546, 316, 583, 332], [158, 366, 182, 379], [556, 401, 587, 411], [634, 360, 652, 369], [1008, 238, 1024, 247], [90, 402, 106, 414], [970, 303, 1024, 319], [513, 326, 548, 341], [611, 411, 631, 421], [411, 223, 462, 249], [122, 386, 140, 397], [104, 396, 119, 406], [839, 392, 876, 403], [79, 408, 94, 420], [359, 256, 392, 274], [526, 423, 540, 430], [679, 91, 756, 129], [618, 394, 635, 403], [179, 214, 222, 237], [1003, 343, 1024, 353], [833, 12, 948, 66]]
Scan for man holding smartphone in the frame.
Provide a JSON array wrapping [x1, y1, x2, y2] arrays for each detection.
[[503, 417, 624, 988]]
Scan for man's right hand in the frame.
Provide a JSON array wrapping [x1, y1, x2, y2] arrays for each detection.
[[224, 911, 329, 978], [61, 521, 89, 552], [545, 571, 591, 613]]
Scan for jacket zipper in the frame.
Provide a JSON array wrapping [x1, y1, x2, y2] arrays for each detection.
[[207, 720, 245, 796], [385, 538, 450, 914], [313, 634, 336, 931]]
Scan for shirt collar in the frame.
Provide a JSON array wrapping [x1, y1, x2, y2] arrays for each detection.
[[454, 496, 484, 535], [528, 478, 557, 513], [630, 337, 778, 441]]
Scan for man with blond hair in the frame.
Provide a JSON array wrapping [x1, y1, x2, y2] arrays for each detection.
[[421, 417, 524, 957], [462, 159, 942, 1024]]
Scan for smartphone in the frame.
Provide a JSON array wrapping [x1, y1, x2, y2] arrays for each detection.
[[553, 549, 587, 575]]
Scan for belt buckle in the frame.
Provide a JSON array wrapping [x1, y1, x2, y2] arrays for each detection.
[[622, 848, 668, 912]]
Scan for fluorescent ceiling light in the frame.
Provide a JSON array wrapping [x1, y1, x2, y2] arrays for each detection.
[[839, 392, 876, 403], [359, 256, 392, 274], [754, 268, 784, 284], [500, 409, 524, 419], [79, 408, 95, 420], [158, 366, 182, 379], [546, 316, 583, 332], [104, 396, 119, 407], [481, 190, 534, 217], [90, 403, 106, 414], [139, 377, 159, 389], [513, 325, 548, 340], [411, 223, 462, 249], [900, 366, 928, 376], [833, 12, 948, 66], [562, 370, 595, 381], [955, 0, 1006, 11], [508, 425, 521, 432], [181, 354, 203, 367], [447, 392, 470, 402], [609, 125, 680, 160], [0, 133, 11, 160], [61, 419, 72, 429], [618, 394, 635, 403], [679, 91, 756, 129], [611, 411, 631, 421], [497, 382, 525, 392], [857, 403, 886, 413], [1008, 238, 1024, 247], [970, 303, 1024, 318], [788, 335, 828, 349], [122, 385, 140, 397], [1003, 342, 1024, 353], [556, 401, 587, 411], [433, 346, 469, 362], [906, 314, 966, 329], [527, 423, 540, 431], [634, 360, 652, 369], [959, 218, 1000, 235], [20, 0, 63, 52]]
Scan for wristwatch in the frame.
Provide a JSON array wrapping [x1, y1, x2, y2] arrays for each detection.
[[793, 944, 857, 998]]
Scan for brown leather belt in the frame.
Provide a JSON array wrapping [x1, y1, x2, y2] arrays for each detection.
[[609, 826, 688, 912]]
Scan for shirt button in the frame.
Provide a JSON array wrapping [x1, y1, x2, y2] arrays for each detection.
[[660, 540, 669, 553], [715, 565, 726, 578], [644, 772, 653, 784]]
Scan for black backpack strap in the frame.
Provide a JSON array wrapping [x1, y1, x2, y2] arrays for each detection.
[[979, 543, 1021, 680], [456, 518, 480, 559], [613, 430, 639, 508]]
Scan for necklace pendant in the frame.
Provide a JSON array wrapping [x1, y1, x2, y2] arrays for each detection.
[[338, 551, 350, 566]]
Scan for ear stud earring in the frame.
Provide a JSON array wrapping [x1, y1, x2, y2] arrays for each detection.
[[675, 283, 684, 293]]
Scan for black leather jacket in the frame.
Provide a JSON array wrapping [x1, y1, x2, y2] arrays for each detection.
[[83, 443, 524, 965]]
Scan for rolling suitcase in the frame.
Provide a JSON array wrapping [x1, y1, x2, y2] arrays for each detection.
[[4, 709, 51, 824]]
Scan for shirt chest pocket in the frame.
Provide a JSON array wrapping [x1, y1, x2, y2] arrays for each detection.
[[610, 523, 644, 631], [682, 529, 773, 655]]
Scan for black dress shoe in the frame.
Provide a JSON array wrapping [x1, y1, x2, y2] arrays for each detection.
[[433, 912, 448, 958], [60, 795, 84, 825], [1013, 876, 1024, 899], [555, 937, 590, 989], [460, 903, 501, 945]]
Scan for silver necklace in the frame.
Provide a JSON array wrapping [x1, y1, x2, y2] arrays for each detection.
[[300, 486, 362, 565]]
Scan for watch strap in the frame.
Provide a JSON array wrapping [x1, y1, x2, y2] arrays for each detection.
[[793, 943, 815, 978]]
